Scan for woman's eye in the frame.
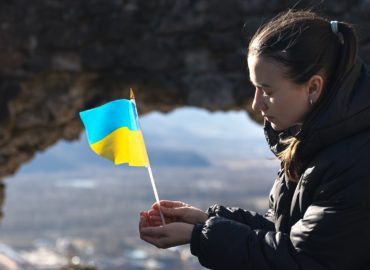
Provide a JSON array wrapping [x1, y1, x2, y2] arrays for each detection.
[[255, 86, 272, 97], [262, 90, 272, 97]]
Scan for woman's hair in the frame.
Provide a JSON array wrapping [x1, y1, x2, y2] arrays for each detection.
[[248, 9, 358, 181]]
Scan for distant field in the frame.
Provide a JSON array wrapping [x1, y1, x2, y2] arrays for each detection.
[[1, 161, 278, 255]]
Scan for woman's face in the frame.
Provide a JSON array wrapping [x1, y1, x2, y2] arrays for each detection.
[[247, 55, 311, 131]]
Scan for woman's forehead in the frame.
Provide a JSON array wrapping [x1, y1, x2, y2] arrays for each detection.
[[248, 55, 287, 83]]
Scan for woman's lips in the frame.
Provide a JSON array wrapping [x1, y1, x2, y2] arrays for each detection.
[[264, 115, 274, 121]]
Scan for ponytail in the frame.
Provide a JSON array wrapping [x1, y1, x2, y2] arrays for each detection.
[[332, 22, 358, 85], [277, 137, 300, 181]]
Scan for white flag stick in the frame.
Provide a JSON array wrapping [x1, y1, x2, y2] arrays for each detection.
[[147, 165, 166, 225], [130, 89, 166, 225]]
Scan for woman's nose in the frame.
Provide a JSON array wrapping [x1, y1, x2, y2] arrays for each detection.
[[251, 88, 267, 112]]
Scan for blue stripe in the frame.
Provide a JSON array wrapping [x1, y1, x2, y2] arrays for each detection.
[[79, 99, 139, 144]]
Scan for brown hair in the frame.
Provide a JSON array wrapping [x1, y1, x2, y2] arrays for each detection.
[[248, 9, 358, 181]]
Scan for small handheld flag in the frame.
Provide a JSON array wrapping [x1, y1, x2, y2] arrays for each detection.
[[79, 89, 165, 225], [79, 97, 148, 166]]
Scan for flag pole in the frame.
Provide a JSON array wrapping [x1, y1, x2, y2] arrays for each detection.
[[130, 88, 166, 225], [147, 164, 166, 225]]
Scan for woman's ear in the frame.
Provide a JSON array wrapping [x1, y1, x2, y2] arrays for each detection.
[[307, 74, 324, 103]]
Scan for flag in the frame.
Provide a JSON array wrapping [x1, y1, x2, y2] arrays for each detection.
[[79, 97, 149, 166]]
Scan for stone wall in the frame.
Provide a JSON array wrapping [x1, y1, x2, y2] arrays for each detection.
[[1, 0, 370, 217]]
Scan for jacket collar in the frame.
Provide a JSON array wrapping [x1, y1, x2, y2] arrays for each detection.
[[264, 120, 302, 157]]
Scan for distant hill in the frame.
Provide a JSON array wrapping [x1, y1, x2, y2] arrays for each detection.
[[18, 140, 210, 174], [148, 147, 210, 167]]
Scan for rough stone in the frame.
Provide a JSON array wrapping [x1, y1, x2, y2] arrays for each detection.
[[1, 0, 370, 218]]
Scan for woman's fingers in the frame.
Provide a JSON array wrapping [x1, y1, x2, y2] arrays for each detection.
[[144, 201, 206, 226], [140, 222, 193, 249], [140, 226, 170, 248], [141, 226, 165, 237], [140, 225, 172, 249], [140, 211, 158, 227], [139, 222, 164, 248], [148, 208, 159, 216], [139, 212, 149, 229], [160, 206, 187, 218], [151, 200, 187, 210], [148, 209, 170, 221], [149, 216, 174, 225], [150, 220, 162, 226], [148, 205, 185, 222]]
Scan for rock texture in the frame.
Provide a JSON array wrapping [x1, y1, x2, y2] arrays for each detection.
[[0, 0, 370, 217]]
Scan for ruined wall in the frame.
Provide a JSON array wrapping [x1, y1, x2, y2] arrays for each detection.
[[1, 0, 370, 216]]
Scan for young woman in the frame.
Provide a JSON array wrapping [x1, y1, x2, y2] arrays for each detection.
[[139, 9, 370, 270]]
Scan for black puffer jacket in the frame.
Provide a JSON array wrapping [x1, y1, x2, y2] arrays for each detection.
[[190, 60, 370, 270]]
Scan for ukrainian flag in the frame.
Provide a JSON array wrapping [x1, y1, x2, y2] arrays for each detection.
[[79, 99, 149, 166]]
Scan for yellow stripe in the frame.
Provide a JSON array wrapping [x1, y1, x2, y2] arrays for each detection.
[[90, 127, 149, 166]]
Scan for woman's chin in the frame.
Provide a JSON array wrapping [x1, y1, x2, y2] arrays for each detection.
[[270, 122, 284, 132]]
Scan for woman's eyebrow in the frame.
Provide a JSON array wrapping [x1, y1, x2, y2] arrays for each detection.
[[249, 78, 271, 88]]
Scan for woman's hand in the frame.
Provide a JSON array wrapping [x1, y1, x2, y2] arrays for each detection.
[[139, 212, 193, 249], [147, 200, 208, 226], [138, 200, 207, 248]]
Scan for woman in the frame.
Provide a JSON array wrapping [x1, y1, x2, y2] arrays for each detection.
[[139, 9, 370, 270]]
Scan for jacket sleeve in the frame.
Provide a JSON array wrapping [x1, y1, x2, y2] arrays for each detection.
[[206, 204, 275, 231], [191, 216, 302, 270], [191, 196, 370, 270]]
